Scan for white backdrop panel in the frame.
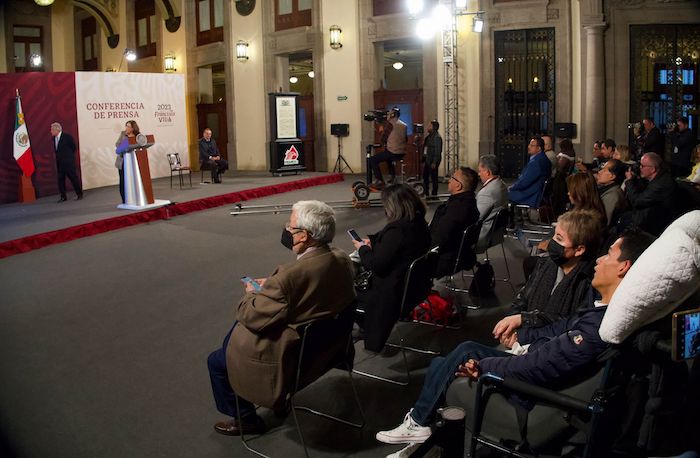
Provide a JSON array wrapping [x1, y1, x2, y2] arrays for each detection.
[[75, 72, 188, 190]]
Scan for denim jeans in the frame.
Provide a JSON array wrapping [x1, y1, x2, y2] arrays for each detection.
[[411, 341, 509, 425], [207, 323, 256, 419], [369, 150, 405, 182]]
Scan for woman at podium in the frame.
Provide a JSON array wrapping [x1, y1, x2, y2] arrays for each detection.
[[115, 120, 140, 203]]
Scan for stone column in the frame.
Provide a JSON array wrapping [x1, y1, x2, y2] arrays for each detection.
[[583, 23, 606, 158]]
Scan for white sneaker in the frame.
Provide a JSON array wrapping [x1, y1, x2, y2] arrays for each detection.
[[376, 410, 432, 444], [385, 442, 442, 458]]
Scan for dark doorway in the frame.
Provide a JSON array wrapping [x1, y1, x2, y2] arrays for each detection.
[[494, 28, 555, 178], [630, 24, 700, 158], [196, 63, 228, 164], [289, 52, 315, 171], [373, 89, 424, 177]]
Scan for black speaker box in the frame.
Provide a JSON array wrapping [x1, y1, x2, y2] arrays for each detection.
[[331, 123, 349, 137], [554, 123, 577, 139]]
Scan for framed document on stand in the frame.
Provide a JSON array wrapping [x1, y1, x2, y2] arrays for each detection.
[[268, 92, 305, 175]]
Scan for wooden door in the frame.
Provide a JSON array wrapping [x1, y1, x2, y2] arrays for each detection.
[[196, 102, 228, 162], [299, 95, 315, 171], [373, 89, 424, 177]]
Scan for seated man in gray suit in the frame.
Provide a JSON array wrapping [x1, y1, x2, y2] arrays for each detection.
[[207, 200, 356, 436], [475, 155, 509, 252]]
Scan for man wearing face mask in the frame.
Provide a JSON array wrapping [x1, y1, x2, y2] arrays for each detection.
[[492, 209, 603, 340], [206, 200, 355, 437]]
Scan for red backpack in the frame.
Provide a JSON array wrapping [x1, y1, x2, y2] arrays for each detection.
[[411, 291, 456, 325]]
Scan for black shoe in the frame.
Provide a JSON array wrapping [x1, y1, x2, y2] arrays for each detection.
[[57, 196, 67, 203], [76, 194, 83, 200]]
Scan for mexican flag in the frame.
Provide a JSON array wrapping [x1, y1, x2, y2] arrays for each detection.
[[13, 94, 35, 177]]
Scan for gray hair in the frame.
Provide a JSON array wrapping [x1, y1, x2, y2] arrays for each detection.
[[292, 200, 336, 244], [51, 122, 62, 131], [643, 152, 663, 169], [479, 154, 500, 176]]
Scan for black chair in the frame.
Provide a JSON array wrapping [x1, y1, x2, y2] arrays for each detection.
[[353, 249, 440, 386], [166, 153, 192, 189], [473, 207, 516, 294], [445, 221, 484, 309], [236, 304, 364, 457], [200, 159, 223, 184]]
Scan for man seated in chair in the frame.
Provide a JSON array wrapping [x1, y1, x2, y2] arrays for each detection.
[[369, 107, 407, 187], [494, 210, 603, 338], [199, 128, 228, 183], [508, 136, 551, 208], [207, 200, 356, 436], [429, 166, 480, 278], [475, 154, 509, 253], [375, 229, 655, 452]]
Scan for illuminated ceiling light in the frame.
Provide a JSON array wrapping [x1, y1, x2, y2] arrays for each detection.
[[432, 4, 452, 31], [164, 54, 176, 72], [455, 0, 467, 9], [329, 25, 342, 49], [34, 0, 54, 5], [29, 54, 42, 67], [416, 18, 436, 40], [308, 71, 314, 78], [472, 14, 484, 33], [407, 0, 424, 16], [124, 48, 137, 61], [236, 40, 249, 61], [392, 62, 404, 70], [289, 76, 298, 84]]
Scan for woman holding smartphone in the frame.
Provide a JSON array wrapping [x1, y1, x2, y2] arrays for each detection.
[[352, 184, 431, 352]]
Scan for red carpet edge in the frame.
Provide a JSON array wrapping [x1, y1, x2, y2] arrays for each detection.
[[0, 173, 345, 259]]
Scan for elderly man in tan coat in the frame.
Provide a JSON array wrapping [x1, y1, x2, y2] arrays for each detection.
[[207, 200, 356, 436]]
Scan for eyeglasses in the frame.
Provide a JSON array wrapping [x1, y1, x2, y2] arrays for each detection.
[[640, 164, 655, 169], [284, 223, 306, 233], [449, 176, 463, 185]]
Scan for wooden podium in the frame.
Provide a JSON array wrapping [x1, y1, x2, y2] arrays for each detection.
[[117, 134, 171, 210]]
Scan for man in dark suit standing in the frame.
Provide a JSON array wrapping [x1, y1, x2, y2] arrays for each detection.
[[51, 122, 83, 202]]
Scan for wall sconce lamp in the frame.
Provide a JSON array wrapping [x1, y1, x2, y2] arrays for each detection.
[[164, 54, 176, 73], [472, 13, 484, 33], [236, 40, 249, 62], [34, 0, 54, 5], [329, 25, 342, 49]]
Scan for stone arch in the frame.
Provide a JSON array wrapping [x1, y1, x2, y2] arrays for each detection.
[[155, 0, 181, 33], [72, 0, 120, 48]]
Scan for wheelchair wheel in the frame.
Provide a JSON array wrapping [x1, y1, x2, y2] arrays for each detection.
[[353, 184, 371, 201]]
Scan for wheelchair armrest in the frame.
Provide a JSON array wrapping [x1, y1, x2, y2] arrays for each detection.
[[480, 373, 594, 414]]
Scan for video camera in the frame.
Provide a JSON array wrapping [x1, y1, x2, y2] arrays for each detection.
[[363, 109, 389, 123]]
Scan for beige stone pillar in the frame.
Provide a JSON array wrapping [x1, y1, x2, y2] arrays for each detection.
[[583, 23, 606, 156]]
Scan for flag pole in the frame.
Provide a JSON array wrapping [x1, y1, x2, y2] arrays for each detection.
[[15, 88, 37, 203]]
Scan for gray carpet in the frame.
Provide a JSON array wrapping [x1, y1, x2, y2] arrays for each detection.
[[0, 178, 527, 458]]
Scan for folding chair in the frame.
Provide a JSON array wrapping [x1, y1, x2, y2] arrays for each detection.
[[166, 153, 192, 189], [353, 249, 440, 386], [236, 305, 364, 458], [445, 221, 483, 310], [472, 207, 516, 294]]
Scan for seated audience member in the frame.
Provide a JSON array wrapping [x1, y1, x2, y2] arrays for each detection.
[[508, 136, 552, 208], [207, 201, 355, 436], [601, 138, 616, 163], [543, 134, 556, 175], [566, 171, 608, 226], [687, 145, 700, 183], [495, 210, 603, 339], [622, 152, 677, 235], [429, 167, 480, 278], [550, 141, 576, 218], [199, 128, 228, 183], [475, 155, 509, 252], [376, 229, 655, 450], [576, 140, 604, 172], [353, 184, 431, 352], [596, 159, 629, 227], [612, 144, 634, 165]]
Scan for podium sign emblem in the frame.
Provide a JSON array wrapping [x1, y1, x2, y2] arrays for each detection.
[[283, 145, 300, 166]]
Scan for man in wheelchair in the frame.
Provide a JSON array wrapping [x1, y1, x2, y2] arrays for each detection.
[[376, 229, 655, 448]]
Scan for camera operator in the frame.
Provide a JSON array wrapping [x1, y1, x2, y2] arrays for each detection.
[[369, 107, 407, 186], [668, 116, 696, 178], [640, 117, 665, 156], [620, 152, 676, 235]]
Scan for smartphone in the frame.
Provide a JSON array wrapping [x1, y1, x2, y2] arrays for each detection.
[[347, 229, 363, 243], [241, 276, 262, 291], [672, 308, 700, 361]]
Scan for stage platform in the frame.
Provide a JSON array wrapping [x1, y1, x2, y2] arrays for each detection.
[[0, 171, 344, 258]]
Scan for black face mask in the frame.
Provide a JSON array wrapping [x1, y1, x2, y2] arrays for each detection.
[[281, 228, 295, 250], [547, 239, 569, 266]]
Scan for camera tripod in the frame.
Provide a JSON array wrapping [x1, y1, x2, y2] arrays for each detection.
[[332, 134, 354, 173]]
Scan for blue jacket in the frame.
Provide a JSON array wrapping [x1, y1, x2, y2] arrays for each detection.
[[480, 306, 609, 390], [508, 151, 551, 207]]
